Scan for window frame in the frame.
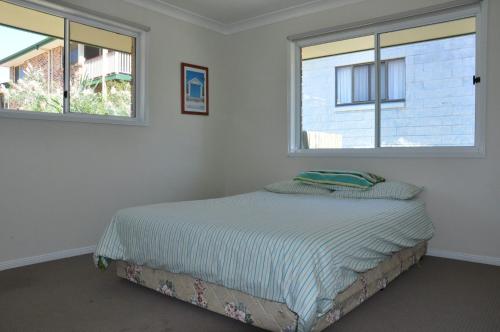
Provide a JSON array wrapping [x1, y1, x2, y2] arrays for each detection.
[[334, 58, 406, 106], [0, 0, 150, 126], [288, 1, 487, 158]]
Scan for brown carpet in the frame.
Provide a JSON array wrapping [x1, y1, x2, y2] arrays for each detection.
[[1, 255, 499, 332]]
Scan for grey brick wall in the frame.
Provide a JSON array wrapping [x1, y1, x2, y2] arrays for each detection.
[[301, 34, 476, 148]]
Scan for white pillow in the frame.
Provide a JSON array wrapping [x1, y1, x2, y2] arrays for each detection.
[[330, 181, 423, 200], [264, 180, 423, 200]]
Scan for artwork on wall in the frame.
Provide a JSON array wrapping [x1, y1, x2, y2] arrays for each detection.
[[181, 63, 209, 115]]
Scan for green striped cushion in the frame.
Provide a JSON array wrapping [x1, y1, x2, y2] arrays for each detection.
[[294, 170, 385, 190]]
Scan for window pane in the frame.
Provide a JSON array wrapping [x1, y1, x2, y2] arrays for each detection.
[[69, 21, 135, 117], [370, 64, 375, 101], [387, 59, 405, 100], [353, 65, 370, 102], [369, 63, 388, 101], [0, 0, 64, 113], [380, 17, 476, 147], [301, 35, 375, 149], [380, 62, 387, 100], [336, 66, 352, 104]]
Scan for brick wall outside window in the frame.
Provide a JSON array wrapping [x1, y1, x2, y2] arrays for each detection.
[[9, 46, 64, 92]]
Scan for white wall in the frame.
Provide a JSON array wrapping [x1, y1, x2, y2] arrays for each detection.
[[223, 0, 500, 259], [0, 0, 229, 262]]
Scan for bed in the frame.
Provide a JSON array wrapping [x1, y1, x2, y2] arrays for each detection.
[[95, 191, 434, 332]]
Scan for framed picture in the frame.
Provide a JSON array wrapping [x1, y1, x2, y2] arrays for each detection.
[[181, 63, 209, 115]]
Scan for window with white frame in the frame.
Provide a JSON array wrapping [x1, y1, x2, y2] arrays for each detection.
[[0, 0, 148, 124], [289, 2, 486, 156]]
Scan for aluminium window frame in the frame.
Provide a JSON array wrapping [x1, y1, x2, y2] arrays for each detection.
[[0, 0, 150, 126], [334, 58, 406, 107], [288, 0, 487, 158]]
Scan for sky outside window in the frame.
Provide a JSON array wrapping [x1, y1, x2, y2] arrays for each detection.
[[0, 25, 47, 82]]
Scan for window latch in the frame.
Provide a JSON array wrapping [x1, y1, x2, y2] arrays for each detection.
[[473, 75, 481, 85], [64, 91, 68, 98]]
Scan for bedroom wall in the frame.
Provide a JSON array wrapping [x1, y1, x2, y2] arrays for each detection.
[[2, 0, 498, 267], [0, 0, 228, 263], [222, 0, 500, 259]]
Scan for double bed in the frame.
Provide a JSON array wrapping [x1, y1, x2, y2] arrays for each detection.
[[95, 190, 434, 332]]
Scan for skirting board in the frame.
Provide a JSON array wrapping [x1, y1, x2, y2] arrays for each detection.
[[0, 245, 498, 272], [0, 245, 96, 271], [427, 248, 500, 267]]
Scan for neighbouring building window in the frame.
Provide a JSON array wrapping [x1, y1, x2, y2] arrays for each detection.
[[69, 44, 79, 65], [290, 2, 486, 156], [0, 0, 148, 124], [14, 66, 25, 83], [336, 59, 405, 106], [83, 45, 101, 60]]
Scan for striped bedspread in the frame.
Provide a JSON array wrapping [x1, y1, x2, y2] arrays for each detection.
[[95, 191, 434, 331]]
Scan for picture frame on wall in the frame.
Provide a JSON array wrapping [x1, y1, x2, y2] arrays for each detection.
[[181, 63, 209, 115]]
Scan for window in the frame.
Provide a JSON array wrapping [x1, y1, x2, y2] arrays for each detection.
[[83, 45, 101, 60], [289, 2, 486, 157], [0, 0, 148, 125], [336, 59, 405, 106], [14, 66, 25, 83], [69, 43, 79, 65]]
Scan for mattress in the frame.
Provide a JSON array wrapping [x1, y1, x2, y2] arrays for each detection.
[[116, 242, 427, 332], [95, 191, 434, 331]]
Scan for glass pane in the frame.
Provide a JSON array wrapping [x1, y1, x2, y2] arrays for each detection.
[[69, 21, 135, 117], [370, 64, 375, 101], [0, 0, 64, 113], [380, 62, 387, 100], [380, 17, 476, 147], [301, 35, 375, 149], [387, 59, 405, 100], [353, 65, 370, 102], [336, 66, 352, 104]]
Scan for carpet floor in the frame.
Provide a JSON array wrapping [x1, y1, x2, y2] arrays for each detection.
[[1, 255, 499, 332]]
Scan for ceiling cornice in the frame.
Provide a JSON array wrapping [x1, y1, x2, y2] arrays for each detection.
[[124, 0, 364, 35], [123, 0, 227, 34]]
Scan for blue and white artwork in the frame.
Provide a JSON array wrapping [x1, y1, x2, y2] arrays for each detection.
[[182, 63, 208, 115]]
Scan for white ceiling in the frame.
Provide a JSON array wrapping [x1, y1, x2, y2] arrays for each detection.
[[158, 0, 323, 24], [125, 0, 360, 34]]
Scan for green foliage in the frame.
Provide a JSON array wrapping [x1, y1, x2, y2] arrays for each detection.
[[1, 64, 131, 116], [3, 64, 63, 113], [70, 74, 131, 117]]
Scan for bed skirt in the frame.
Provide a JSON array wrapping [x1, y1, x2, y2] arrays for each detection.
[[116, 241, 427, 332]]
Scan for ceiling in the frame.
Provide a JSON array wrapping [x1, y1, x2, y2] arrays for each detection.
[[125, 0, 359, 34], [157, 0, 323, 24]]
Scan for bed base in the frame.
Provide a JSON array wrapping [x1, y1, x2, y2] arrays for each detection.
[[116, 242, 427, 332]]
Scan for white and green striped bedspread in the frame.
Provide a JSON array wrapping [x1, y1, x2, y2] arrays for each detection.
[[95, 191, 434, 331]]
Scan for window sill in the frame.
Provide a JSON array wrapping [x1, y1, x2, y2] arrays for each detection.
[[288, 146, 485, 158], [335, 102, 405, 112], [0, 109, 148, 126]]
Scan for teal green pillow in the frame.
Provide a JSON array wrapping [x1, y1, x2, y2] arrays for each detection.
[[294, 170, 385, 190]]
